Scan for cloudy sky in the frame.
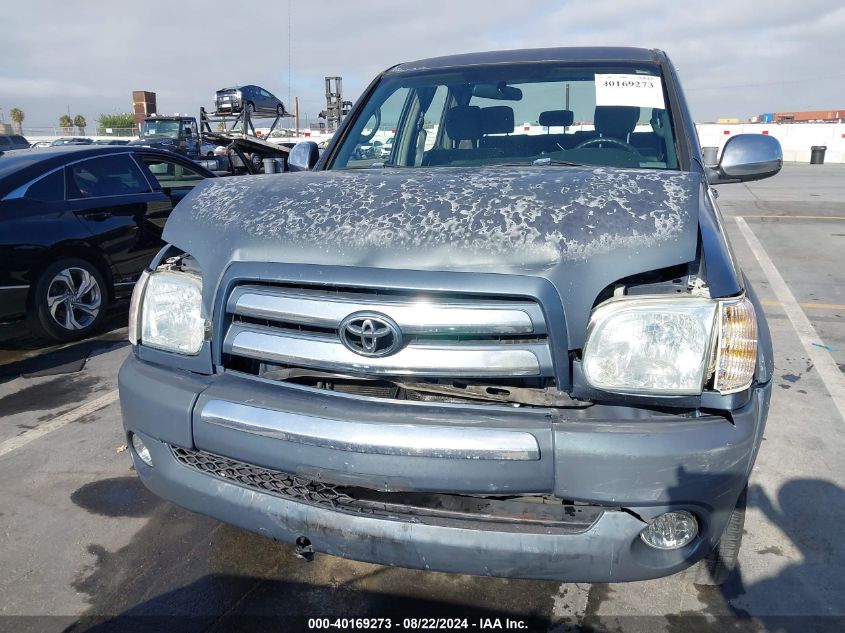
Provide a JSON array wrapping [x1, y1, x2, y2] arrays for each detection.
[[2, 0, 843, 130]]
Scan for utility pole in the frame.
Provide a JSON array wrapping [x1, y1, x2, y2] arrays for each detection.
[[294, 96, 299, 138], [565, 83, 570, 131]]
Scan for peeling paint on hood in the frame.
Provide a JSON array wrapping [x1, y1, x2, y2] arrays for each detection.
[[165, 166, 703, 344], [168, 166, 698, 267]]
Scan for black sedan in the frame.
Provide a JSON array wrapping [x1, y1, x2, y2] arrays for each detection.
[[0, 134, 32, 151], [0, 145, 215, 342]]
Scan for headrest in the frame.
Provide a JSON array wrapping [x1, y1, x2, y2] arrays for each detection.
[[445, 106, 482, 141], [481, 106, 514, 134], [539, 110, 574, 127], [594, 106, 640, 138]]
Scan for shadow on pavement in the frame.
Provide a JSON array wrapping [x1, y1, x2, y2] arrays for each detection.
[[0, 309, 128, 383], [672, 478, 845, 633], [54, 458, 845, 633], [63, 578, 553, 633]]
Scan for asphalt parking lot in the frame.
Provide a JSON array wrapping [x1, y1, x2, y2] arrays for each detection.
[[1, 163, 843, 633]]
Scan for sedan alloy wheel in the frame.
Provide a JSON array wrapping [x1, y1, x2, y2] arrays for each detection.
[[46, 267, 102, 331]]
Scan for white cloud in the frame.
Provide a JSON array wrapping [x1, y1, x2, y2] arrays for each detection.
[[2, 0, 843, 127]]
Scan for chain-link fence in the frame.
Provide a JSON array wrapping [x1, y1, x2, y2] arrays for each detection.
[[95, 127, 137, 137], [20, 126, 137, 138]]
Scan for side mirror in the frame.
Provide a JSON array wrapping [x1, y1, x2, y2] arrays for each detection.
[[288, 141, 319, 172], [183, 128, 193, 137], [707, 134, 782, 184]]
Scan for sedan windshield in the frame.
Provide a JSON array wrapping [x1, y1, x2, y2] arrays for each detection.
[[329, 62, 678, 171]]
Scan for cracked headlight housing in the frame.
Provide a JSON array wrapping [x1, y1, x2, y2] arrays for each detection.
[[583, 295, 759, 396], [130, 269, 205, 355], [583, 297, 719, 395]]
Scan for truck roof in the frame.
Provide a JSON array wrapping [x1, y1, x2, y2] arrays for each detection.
[[388, 47, 662, 74]]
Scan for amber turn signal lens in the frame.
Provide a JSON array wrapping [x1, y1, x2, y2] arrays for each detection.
[[714, 297, 758, 393]]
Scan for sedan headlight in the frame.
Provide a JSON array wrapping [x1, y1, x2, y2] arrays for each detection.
[[582, 295, 758, 395], [129, 269, 205, 355]]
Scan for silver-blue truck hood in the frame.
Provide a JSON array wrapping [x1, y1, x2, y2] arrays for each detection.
[[165, 166, 703, 344]]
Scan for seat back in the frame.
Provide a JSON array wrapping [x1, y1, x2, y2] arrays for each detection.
[[424, 106, 504, 165], [593, 106, 640, 142], [538, 110, 574, 128], [479, 106, 518, 152]]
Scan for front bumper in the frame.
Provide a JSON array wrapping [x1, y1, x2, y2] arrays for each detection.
[[119, 354, 770, 582], [215, 101, 241, 113]]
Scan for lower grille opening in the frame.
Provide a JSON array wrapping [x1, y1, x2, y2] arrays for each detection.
[[171, 446, 602, 533], [223, 358, 591, 408]]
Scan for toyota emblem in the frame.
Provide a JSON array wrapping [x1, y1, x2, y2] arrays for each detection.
[[339, 312, 403, 358]]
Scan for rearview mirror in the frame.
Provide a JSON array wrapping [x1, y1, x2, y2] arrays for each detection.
[[707, 134, 782, 184], [288, 141, 319, 172], [472, 83, 523, 101]]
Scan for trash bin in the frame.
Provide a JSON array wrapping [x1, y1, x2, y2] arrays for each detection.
[[810, 146, 827, 165], [702, 146, 719, 166], [262, 157, 286, 173]]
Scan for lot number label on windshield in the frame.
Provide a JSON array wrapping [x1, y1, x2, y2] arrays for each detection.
[[595, 74, 665, 109]]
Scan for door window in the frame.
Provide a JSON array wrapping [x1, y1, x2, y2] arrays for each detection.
[[141, 156, 209, 207], [339, 86, 411, 168], [25, 169, 64, 202], [66, 154, 151, 199], [142, 157, 207, 189]]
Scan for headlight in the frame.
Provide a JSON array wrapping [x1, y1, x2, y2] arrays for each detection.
[[583, 297, 718, 395], [583, 294, 759, 396], [127, 270, 150, 346], [132, 269, 205, 355]]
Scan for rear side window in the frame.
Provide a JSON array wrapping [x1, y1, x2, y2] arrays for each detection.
[[25, 170, 64, 202], [66, 154, 151, 199], [0, 137, 10, 147]]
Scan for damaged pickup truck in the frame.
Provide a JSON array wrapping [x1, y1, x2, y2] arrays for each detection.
[[119, 47, 781, 584]]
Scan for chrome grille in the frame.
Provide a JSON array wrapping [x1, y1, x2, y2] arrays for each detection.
[[222, 284, 554, 379]]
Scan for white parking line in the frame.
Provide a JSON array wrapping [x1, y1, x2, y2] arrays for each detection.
[[0, 389, 119, 458], [735, 217, 845, 423]]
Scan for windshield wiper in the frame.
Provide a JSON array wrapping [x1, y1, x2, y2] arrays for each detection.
[[490, 158, 585, 168], [530, 157, 584, 167], [367, 162, 404, 168]]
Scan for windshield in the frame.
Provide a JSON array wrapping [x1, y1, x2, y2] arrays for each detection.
[[140, 120, 180, 139], [329, 62, 678, 171]]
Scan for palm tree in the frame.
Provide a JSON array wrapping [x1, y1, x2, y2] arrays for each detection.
[[10, 108, 24, 135], [74, 114, 87, 136], [59, 114, 73, 134]]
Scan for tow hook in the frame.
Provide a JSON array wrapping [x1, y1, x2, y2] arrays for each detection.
[[295, 536, 314, 561]]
